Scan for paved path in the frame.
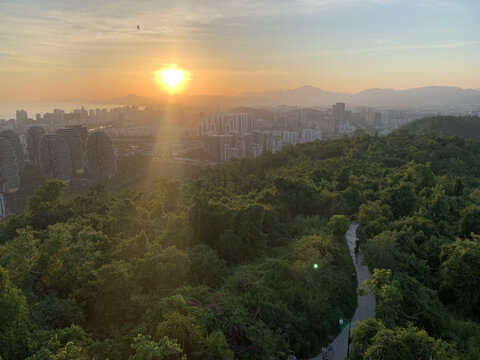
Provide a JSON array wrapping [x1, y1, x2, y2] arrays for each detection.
[[310, 222, 376, 360]]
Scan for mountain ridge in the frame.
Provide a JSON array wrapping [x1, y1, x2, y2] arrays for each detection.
[[39, 85, 480, 108]]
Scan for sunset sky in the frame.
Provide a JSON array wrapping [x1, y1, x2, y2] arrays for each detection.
[[1, 0, 480, 101]]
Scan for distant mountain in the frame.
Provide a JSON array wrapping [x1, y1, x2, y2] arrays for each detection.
[[350, 86, 480, 107], [176, 86, 348, 107], [97, 85, 480, 109], [104, 94, 157, 106], [400, 115, 480, 141], [235, 86, 348, 106]]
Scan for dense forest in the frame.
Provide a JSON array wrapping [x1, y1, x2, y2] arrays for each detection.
[[2, 123, 480, 359], [402, 115, 480, 141]]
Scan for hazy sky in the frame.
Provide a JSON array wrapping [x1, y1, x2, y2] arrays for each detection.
[[1, 0, 480, 101]]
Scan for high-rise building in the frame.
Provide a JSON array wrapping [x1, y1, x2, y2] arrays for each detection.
[[0, 130, 25, 171], [43, 112, 53, 124], [16, 110, 28, 122], [262, 131, 271, 151], [332, 102, 345, 122], [53, 109, 65, 126], [0, 137, 20, 193], [86, 131, 117, 178], [80, 106, 88, 119], [241, 132, 253, 157], [251, 130, 271, 153], [218, 134, 234, 161], [252, 129, 263, 144], [39, 134, 72, 182], [228, 147, 242, 161], [271, 131, 283, 153], [252, 143, 263, 158], [26, 126, 46, 166], [221, 144, 229, 162], [332, 102, 346, 134], [282, 131, 298, 145], [301, 129, 322, 143], [35, 114, 42, 122], [199, 112, 256, 135], [203, 134, 220, 160]]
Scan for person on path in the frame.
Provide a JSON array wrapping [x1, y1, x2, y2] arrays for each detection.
[[354, 239, 360, 263], [327, 344, 333, 359]]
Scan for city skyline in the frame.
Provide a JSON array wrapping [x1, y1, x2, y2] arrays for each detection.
[[1, 0, 480, 102]]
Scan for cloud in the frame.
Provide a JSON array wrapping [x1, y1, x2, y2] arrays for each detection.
[[0, 0, 467, 50], [0, 0, 475, 85], [354, 40, 480, 54]]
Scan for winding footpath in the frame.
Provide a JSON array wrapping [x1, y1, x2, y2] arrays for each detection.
[[310, 222, 376, 360]]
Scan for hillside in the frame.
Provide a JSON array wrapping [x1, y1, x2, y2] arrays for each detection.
[[401, 115, 480, 140], [2, 128, 480, 359]]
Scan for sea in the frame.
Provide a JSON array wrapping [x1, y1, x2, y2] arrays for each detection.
[[0, 102, 124, 120]]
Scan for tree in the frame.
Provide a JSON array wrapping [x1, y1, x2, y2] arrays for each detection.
[[116, 230, 150, 264], [362, 231, 399, 272], [388, 183, 417, 218], [189, 196, 227, 245], [154, 311, 203, 357], [274, 177, 327, 217], [459, 205, 480, 238], [27, 180, 69, 228], [28, 180, 66, 212], [188, 244, 227, 287], [358, 200, 391, 239], [129, 334, 183, 360], [0, 266, 29, 359], [334, 166, 350, 191], [26, 325, 94, 360], [135, 245, 190, 293], [0, 227, 40, 291], [439, 235, 480, 319], [360, 269, 403, 328], [327, 215, 350, 240], [350, 318, 453, 360], [202, 330, 234, 360], [89, 260, 140, 337]]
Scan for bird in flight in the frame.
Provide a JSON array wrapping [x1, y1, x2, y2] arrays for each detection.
[[137, 25, 140, 30]]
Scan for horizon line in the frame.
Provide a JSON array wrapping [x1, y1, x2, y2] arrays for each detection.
[[2, 84, 480, 105]]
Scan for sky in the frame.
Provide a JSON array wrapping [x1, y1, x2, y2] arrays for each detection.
[[1, 0, 480, 101]]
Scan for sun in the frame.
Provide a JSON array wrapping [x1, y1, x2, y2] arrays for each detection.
[[154, 67, 189, 92], [161, 69, 184, 88]]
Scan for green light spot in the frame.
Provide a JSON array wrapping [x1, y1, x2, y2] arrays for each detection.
[[313, 264, 318, 269]]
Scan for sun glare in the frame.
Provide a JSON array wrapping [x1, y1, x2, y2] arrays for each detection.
[[154, 67, 189, 92]]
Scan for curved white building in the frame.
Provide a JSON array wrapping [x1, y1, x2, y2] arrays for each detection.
[[0, 130, 25, 171], [26, 126, 46, 166], [57, 128, 84, 174], [39, 134, 72, 182], [86, 131, 117, 178], [0, 137, 20, 193]]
